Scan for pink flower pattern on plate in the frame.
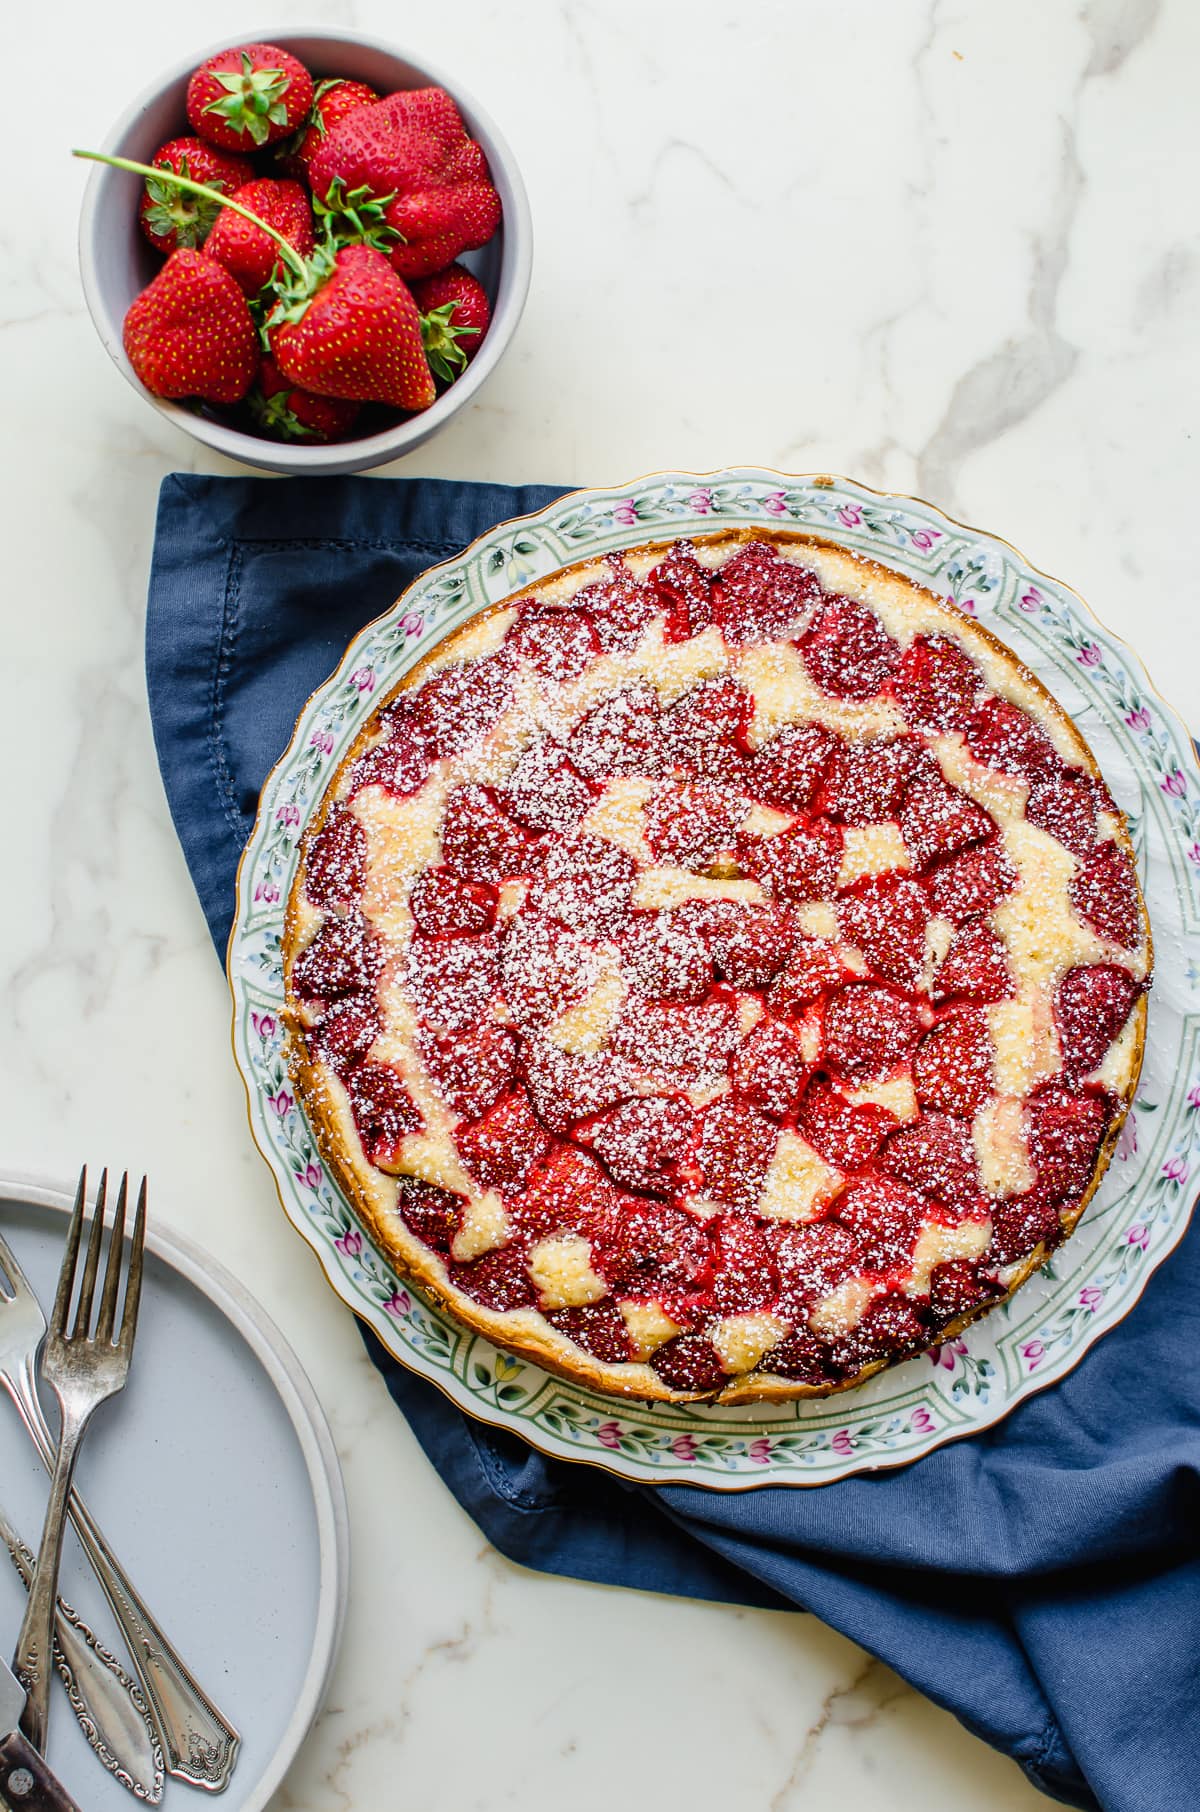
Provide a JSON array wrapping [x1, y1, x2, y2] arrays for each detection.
[[251, 1011, 276, 1041], [309, 729, 334, 755], [383, 1289, 411, 1318], [350, 666, 376, 693], [1020, 1339, 1045, 1371], [1018, 586, 1043, 612], [748, 1437, 773, 1464], [267, 1088, 293, 1118], [254, 878, 280, 905], [836, 504, 862, 529], [672, 1434, 697, 1463], [612, 500, 638, 528], [399, 611, 425, 639], [1114, 1116, 1138, 1161], [1126, 1223, 1150, 1250], [1161, 769, 1187, 799], [596, 1420, 621, 1450], [299, 1161, 322, 1190], [911, 528, 942, 552], [335, 1228, 362, 1259], [686, 489, 714, 514], [831, 1429, 854, 1457], [911, 1406, 935, 1435], [762, 491, 788, 517], [1078, 1285, 1104, 1313], [1125, 706, 1152, 733]]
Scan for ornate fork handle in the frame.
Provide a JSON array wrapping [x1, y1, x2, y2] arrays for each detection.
[[3, 1521, 163, 1803], [9, 1352, 239, 1791]]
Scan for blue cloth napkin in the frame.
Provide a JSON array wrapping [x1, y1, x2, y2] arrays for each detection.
[[146, 472, 1200, 1812]]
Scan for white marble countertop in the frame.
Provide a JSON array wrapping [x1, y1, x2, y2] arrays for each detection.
[[5, 0, 1198, 1805]]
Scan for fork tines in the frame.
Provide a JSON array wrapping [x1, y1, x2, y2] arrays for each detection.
[[56, 1167, 147, 1352]]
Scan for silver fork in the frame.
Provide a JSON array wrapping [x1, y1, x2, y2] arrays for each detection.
[[0, 1174, 240, 1789], [12, 1168, 146, 1755]]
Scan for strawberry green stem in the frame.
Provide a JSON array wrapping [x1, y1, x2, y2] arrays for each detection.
[[71, 148, 310, 282]]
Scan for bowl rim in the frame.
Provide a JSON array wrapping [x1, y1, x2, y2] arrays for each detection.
[[77, 24, 533, 473]]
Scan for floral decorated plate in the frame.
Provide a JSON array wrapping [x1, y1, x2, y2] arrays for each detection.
[[228, 470, 1200, 1489]]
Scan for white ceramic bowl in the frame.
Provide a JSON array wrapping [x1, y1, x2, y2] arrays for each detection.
[[78, 28, 532, 474]]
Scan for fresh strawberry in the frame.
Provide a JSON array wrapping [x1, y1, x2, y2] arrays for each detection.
[[824, 1291, 928, 1366], [926, 837, 1016, 923], [890, 633, 981, 733], [138, 137, 253, 254], [643, 782, 744, 869], [797, 1077, 892, 1170], [1024, 1085, 1110, 1198], [695, 1099, 779, 1209], [419, 1023, 517, 1119], [837, 873, 930, 989], [395, 1176, 464, 1253], [205, 178, 314, 295], [823, 985, 923, 1080], [307, 86, 501, 278], [1069, 841, 1142, 949], [800, 597, 899, 699], [912, 1009, 994, 1116], [737, 818, 843, 903], [710, 541, 820, 645], [899, 768, 995, 869], [268, 242, 436, 409], [441, 786, 539, 884], [187, 43, 314, 151], [730, 1019, 808, 1117], [1025, 769, 1104, 856], [344, 1061, 422, 1169], [592, 1190, 713, 1305], [931, 922, 1013, 1004], [987, 1185, 1064, 1266], [1055, 964, 1141, 1077], [248, 354, 360, 444], [304, 808, 366, 911], [286, 77, 379, 176], [819, 737, 920, 825], [881, 1112, 980, 1204], [965, 695, 1059, 781], [454, 1090, 553, 1194], [122, 249, 258, 404], [587, 1096, 698, 1195], [745, 722, 836, 812], [410, 263, 491, 383]]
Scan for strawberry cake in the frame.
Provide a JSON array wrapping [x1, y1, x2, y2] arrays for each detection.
[[282, 530, 1152, 1403]]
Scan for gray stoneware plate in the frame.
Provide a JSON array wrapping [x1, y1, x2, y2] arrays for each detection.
[[0, 1171, 349, 1809]]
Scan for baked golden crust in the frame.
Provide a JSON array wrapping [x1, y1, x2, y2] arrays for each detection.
[[283, 528, 1152, 1404]]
